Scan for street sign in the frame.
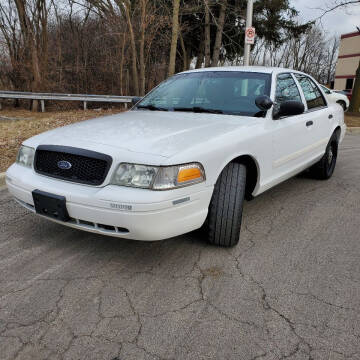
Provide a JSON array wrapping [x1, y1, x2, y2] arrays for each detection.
[[245, 26, 256, 45]]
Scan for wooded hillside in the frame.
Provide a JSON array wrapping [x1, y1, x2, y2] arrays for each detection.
[[0, 0, 339, 100]]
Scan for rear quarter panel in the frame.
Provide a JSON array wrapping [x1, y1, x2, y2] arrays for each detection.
[[329, 103, 345, 136]]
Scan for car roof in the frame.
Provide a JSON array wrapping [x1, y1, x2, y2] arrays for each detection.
[[180, 66, 305, 75]]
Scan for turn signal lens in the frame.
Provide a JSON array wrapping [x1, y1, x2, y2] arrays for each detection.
[[177, 167, 202, 183], [153, 163, 205, 189]]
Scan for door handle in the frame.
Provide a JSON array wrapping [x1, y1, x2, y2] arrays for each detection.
[[306, 121, 313, 127], [328, 114, 333, 119]]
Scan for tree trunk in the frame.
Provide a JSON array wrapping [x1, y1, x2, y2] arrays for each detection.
[[327, 37, 338, 85], [120, 33, 126, 95], [139, 0, 146, 95], [179, 31, 188, 71], [348, 61, 360, 113], [123, 1, 139, 95], [30, 43, 41, 111], [14, 0, 42, 111], [195, 35, 204, 68], [168, 0, 181, 76], [204, 0, 211, 67], [126, 68, 130, 96], [211, 0, 227, 67], [195, 53, 204, 69]]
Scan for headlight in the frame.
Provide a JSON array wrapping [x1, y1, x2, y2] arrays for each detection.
[[16, 145, 35, 168], [111, 163, 158, 188], [111, 162, 205, 190]]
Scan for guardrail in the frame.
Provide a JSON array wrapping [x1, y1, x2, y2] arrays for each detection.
[[0, 90, 136, 112]]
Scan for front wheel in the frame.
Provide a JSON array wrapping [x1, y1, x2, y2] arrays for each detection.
[[204, 163, 246, 247], [310, 133, 338, 180]]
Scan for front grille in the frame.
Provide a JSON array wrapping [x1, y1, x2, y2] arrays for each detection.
[[34, 145, 112, 185]]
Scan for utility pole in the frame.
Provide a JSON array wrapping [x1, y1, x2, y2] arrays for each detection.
[[243, 0, 253, 66]]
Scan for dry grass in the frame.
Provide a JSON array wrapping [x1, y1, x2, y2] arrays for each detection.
[[0, 108, 123, 172]]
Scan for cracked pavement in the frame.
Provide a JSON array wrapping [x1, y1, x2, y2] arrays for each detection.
[[1, 134, 360, 360]]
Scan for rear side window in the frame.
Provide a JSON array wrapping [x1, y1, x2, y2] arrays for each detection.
[[275, 73, 302, 104], [294, 74, 326, 110], [321, 85, 331, 94]]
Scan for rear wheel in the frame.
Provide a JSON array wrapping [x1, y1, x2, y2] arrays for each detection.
[[310, 133, 338, 180], [204, 163, 246, 247]]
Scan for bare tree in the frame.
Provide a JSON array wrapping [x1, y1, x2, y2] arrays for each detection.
[[168, 0, 180, 76], [0, 0, 25, 90], [139, 0, 147, 95], [0, 0, 335, 106], [316, 0, 360, 19], [123, 0, 139, 95], [252, 25, 339, 85], [2, 0, 51, 110], [211, 0, 227, 66], [204, 0, 211, 67]]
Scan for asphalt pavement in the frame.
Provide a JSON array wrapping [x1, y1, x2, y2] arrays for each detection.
[[1, 134, 360, 360]]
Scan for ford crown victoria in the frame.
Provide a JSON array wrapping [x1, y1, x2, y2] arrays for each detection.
[[6, 67, 346, 247]]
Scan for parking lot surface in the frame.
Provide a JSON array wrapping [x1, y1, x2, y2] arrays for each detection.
[[1, 134, 360, 360]]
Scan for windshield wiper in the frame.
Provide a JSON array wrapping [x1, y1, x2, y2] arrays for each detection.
[[173, 106, 223, 114], [137, 104, 168, 111]]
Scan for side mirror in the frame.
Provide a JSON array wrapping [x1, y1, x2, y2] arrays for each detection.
[[255, 95, 273, 111], [131, 97, 143, 106], [273, 100, 304, 120]]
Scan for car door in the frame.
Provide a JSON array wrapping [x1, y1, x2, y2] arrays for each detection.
[[293, 74, 331, 159], [270, 72, 315, 183]]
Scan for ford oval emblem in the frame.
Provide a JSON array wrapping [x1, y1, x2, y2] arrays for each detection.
[[57, 160, 72, 170]]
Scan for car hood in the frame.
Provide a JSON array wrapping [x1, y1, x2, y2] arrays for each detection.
[[25, 110, 260, 158]]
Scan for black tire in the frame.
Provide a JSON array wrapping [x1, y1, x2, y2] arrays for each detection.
[[337, 100, 347, 111], [310, 133, 339, 180], [204, 163, 246, 247]]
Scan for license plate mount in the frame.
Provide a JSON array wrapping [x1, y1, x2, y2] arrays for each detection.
[[32, 190, 69, 222]]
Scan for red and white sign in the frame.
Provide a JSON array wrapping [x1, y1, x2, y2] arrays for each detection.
[[245, 26, 256, 45]]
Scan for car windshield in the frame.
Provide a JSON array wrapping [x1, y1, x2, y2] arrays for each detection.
[[135, 71, 272, 117]]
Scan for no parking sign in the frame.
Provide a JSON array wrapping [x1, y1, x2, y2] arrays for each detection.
[[245, 26, 256, 45]]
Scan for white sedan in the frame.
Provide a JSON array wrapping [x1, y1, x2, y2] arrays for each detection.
[[320, 85, 349, 110], [6, 67, 346, 247]]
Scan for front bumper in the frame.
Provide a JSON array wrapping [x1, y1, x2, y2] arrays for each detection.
[[6, 164, 213, 241]]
